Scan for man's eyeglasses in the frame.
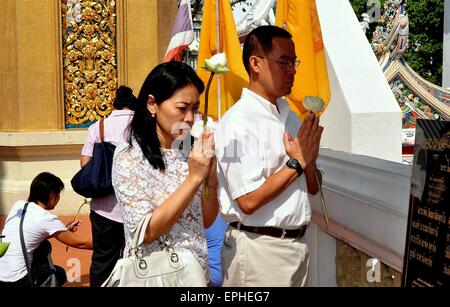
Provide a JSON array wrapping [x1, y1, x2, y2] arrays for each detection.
[[256, 56, 301, 69]]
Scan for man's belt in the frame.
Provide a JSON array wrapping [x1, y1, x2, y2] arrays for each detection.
[[229, 221, 307, 239]]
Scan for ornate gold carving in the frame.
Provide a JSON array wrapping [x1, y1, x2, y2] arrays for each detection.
[[62, 0, 117, 127], [424, 131, 450, 150], [336, 240, 402, 287]]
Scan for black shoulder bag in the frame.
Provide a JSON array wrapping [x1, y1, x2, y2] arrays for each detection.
[[19, 202, 60, 287]]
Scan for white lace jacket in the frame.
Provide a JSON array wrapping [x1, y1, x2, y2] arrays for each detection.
[[112, 139, 208, 280]]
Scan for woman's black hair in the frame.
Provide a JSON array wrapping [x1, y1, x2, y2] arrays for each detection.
[[129, 61, 204, 171], [113, 86, 137, 111], [27, 172, 64, 205]]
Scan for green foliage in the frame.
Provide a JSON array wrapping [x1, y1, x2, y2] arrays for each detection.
[[403, 0, 444, 85], [350, 0, 387, 41], [349, 0, 369, 15], [350, 0, 388, 17], [350, 0, 444, 85]]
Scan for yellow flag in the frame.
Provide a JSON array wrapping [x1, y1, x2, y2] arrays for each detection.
[[197, 0, 249, 120], [276, 0, 330, 119]]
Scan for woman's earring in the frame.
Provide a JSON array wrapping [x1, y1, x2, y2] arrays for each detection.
[[151, 113, 155, 118]]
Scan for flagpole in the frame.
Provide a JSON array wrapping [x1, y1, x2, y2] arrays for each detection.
[[216, 0, 221, 120]]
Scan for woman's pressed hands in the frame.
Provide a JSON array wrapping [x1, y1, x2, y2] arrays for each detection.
[[188, 132, 215, 184]]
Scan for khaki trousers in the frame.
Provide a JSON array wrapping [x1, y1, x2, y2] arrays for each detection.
[[222, 226, 309, 287]]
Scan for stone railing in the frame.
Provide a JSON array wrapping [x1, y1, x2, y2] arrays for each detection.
[[306, 148, 412, 286]]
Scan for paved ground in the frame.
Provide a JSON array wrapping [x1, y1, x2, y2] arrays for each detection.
[[1, 215, 93, 287]]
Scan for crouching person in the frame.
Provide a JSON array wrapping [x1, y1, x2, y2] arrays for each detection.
[[0, 172, 93, 287]]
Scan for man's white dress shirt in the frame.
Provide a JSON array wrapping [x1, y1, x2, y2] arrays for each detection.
[[215, 88, 318, 229]]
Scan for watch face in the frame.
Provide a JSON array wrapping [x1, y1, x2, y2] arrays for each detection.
[[287, 159, 299, 168]]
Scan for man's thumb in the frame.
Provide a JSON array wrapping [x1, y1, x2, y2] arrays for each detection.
[[283, 132, 292, 146]]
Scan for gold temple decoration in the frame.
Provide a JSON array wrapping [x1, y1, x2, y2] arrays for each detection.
[[335, 240, 402, 287], [424, 130, 450, 150], [62, 0, 118, 127]]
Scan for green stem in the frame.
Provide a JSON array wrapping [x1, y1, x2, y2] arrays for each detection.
[[203, 72, 215, 199], [203, 72, 215, 131], [66, 198, 88, 252], [314, 163, 329, 225]]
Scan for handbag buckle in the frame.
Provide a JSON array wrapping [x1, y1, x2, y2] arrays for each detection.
[[170, 252, 179, 263], [138, 259, 147, 270], [130, 246, 144, 259]]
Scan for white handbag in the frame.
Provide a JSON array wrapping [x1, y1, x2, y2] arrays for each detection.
[[102, 213, 207, 287]]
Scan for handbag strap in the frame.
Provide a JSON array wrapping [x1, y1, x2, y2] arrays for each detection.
[[130, 213, 171, 256], [19, 202, 34, 287], [99, 118, 105, 142], [131, 213, 152, 251]]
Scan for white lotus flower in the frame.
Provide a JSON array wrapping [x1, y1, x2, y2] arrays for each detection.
[[303, 96, 325, 113], [191, 116, 217, 139], [201, 53, 230, 74]]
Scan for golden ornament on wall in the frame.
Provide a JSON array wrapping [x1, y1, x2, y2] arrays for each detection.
[[62, 0, 118, 127]]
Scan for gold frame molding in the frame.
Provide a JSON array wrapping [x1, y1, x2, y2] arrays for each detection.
[[116, 0, 127, 86]]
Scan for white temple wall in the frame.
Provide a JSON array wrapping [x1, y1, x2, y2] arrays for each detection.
[[316, 0, 402, 162]]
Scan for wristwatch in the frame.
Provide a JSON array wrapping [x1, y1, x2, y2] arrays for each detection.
[[286, 158, 304, 177]]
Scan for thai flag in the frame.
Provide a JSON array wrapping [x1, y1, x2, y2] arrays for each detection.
[[163, 0, 194, 62]]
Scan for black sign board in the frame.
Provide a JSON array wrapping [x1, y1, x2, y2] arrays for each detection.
[[403, 119, 450, 287]]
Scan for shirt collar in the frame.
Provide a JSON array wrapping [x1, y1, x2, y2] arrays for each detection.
[[27, 201, 45, 212], [109, 109, 134, 117], [242, 88, 290, 123]]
